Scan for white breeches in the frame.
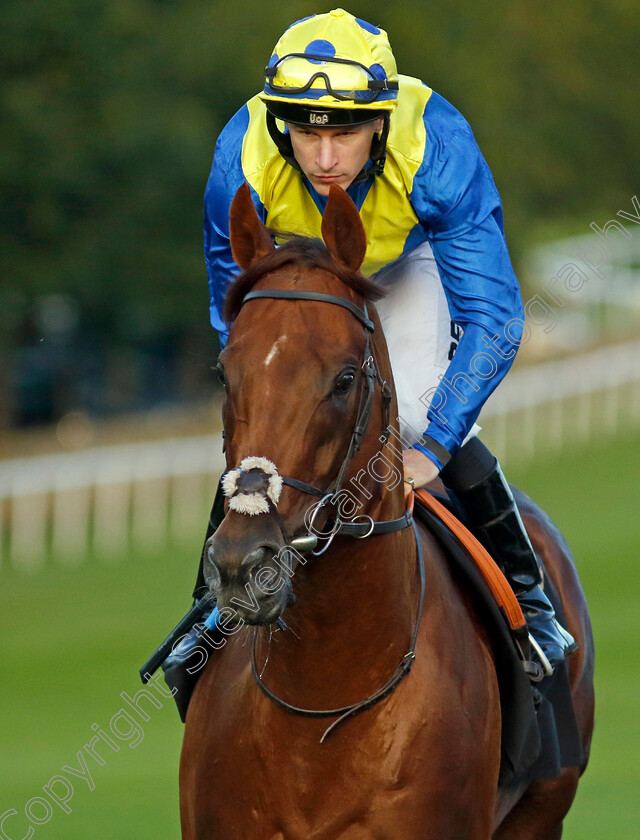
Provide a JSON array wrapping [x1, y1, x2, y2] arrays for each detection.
[[374, 241, 480, 448]]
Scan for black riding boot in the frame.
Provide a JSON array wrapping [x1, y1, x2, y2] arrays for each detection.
[[441, 438, 576, 678], [161, 476, 227, 720]]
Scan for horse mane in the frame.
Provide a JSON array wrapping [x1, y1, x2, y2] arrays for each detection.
[[223, 235, 385, 325]]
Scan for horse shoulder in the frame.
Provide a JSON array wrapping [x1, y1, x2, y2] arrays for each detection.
[[409, 522, 502, 805]]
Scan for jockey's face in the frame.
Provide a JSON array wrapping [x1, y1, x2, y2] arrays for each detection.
[[287, 118, 384, 196]]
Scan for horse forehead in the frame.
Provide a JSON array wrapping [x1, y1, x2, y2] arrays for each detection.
[[270, 309, 362, 363], [237, 297, 362, 356], [257, 322, 355, 371], [228, 267, 367, 360]]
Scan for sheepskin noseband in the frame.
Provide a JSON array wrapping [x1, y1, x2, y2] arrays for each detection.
[[222, 457, 283, 516]]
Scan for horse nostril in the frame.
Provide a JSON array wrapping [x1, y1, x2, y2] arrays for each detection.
[[205, 544, 222, 590], [207, 565, 222, 591], [205, 544, 282, 594], [245, 546, 288, 597], [248, 564, 266, 588], [243, 545, 273, 572]]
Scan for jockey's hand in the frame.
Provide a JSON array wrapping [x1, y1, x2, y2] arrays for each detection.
[[403, 448, 440, 504]]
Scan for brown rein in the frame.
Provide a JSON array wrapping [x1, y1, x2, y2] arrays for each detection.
[[251, 520, 425, 743]]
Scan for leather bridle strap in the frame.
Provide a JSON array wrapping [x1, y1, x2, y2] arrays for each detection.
[[242, 289, 375, 332], [330, 344, 376, 494], [335, 509, 413, 538], [281, 476, 325, 497], [250, 520, 425, 743], [240, 287, 381, 503]]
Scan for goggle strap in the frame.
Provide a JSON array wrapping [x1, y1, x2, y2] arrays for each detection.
[[369, 79, 398, 91], [265, 53, 375, 73]]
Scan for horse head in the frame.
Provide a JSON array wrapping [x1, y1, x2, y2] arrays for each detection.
[[204, 182, 403, 626]]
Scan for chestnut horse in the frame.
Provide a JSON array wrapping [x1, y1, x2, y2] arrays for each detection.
[[180, 183, 594, 839]]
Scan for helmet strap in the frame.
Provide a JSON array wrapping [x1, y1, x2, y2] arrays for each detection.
[[266, 112, 302, 173], [369, 113, 390, 176], [352, 113, 390, 184]]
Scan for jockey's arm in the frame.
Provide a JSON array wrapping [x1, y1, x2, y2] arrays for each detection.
[[204, 104, 266, 348], [406, 94, 524, 480]]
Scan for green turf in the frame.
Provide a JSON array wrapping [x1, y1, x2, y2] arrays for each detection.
[[1, 430, 639, 837], [507, 430, 640, 839], [0, 539, 195, 838]]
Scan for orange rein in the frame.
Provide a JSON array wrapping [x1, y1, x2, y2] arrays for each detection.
[[412, 488, 527, 633]]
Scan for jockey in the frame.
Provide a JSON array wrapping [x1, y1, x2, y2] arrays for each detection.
[[161, 8, 575, 709]]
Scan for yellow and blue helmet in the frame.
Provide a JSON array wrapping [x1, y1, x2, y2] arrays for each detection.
[[261, 9, 398, 177], [261, 9, 399, 127]]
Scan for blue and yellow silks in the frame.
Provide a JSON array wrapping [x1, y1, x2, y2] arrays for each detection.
[[203, 75, 524, 465]]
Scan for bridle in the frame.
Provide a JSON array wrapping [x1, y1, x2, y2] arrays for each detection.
[[239, 288, 413, 549], [233, 286, 426, 741], [242, 289, 387, 497]]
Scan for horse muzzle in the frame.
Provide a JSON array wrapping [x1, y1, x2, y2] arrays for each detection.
[[205, 531, 295, 626], [204, 456, 310, 625], [204, 476, 298, 625]]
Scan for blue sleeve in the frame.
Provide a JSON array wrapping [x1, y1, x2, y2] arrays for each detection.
[[204, 104, 266, 348], [410, 92, 524, 466]]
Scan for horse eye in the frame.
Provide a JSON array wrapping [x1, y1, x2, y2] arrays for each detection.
[[333, 370, 356, 396]]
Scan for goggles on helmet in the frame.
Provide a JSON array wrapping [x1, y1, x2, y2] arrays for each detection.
[[264, 53, 398, 105]]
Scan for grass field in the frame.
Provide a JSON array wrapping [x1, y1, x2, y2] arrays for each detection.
[[1, 429, 639, 838]]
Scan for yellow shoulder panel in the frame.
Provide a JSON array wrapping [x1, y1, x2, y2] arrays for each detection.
[[359, 76, 432, 274], [388, 75, 432, 172], [241, 95, 323, 240], [239, 78, 433, 274]]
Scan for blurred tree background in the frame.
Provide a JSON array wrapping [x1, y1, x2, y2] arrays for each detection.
[[1, 0, 638, 428]]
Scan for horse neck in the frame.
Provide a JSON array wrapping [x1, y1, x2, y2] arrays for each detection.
[[255, 519, 417, 709]]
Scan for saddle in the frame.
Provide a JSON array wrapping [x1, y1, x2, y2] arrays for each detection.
[[411, 488, 584, 786]]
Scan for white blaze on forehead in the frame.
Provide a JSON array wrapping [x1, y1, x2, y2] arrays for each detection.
[[264, 335, 288, 367]]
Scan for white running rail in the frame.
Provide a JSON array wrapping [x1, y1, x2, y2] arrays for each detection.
[[0, 435, 225, 571], [479, 339, 640, 463]]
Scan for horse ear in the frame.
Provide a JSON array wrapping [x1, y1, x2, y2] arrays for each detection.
[[229, 182, 275, 268], [321, 184, 367, 272]]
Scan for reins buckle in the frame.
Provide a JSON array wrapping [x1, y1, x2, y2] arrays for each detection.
[[352, 514, 375, 539], [401, 651, 416, 672], [362, 355, 375, 373]]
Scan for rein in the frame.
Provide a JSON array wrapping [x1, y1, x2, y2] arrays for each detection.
[[237, 286, 422, 740], [251, 521, 425, 743]]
